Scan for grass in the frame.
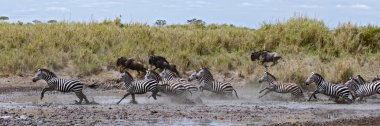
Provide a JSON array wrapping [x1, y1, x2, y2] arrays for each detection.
[[0, 16, 379, 88]]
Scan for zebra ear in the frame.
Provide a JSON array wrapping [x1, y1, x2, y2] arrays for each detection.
[[311, 72, 315, 74]]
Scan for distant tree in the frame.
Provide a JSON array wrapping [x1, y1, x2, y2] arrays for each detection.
[[17, 21, 23, 25], [187, 18, 205, 25], [114, 15, 122, 27], [32, 20, 42, 24], [0, 16, 9, 21], [155, 20, 167, 26], [48, 20, 57, 23]]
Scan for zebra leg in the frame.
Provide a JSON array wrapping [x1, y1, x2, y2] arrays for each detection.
[[40, 87, 54, 100], [233, 89, 239, 99], [259, 90, 271, 98], [79, 92, 90, 104], [308, 91, 319, 101], [130, 94, 137, 104], [151, 91, 158, 100], [259, 87, 268, 93], [187, 89, 193, 96], [199, 86, 204, 92], [74, 92, 84, 104], [117, 92, 131, 104]]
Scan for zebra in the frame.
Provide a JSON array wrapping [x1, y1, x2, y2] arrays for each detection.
[[188, 68, 238, 98], [258, 72, 303, 98], [305, 72, 354, 103], [345, 76, 380, 102], [116, 71, 159, 104], [160, 68, 198, 91], [144, 69, 190, 95], [32, 68, 95, 104], [354, 75, 367, 85]]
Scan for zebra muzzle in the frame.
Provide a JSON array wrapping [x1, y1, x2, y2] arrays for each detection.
[[32, 78, 39, 82]]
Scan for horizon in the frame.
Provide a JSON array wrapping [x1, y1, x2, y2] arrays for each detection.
[[1, 0, 379, 28]]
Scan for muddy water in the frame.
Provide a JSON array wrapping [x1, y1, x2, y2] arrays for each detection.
[[1, 87, 380, 125]]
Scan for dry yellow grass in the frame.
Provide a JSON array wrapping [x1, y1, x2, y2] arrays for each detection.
[[0, 16, 379, 88]]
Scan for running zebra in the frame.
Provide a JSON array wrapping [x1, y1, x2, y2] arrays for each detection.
[[345, 76, 380, 102], [160, 68, 198, 91], [116, 71, 159, 104], [32, 68, 94, 104], [305, 72, 353, 103], [258, 72, 303, 98], [188, 68, 238, 98], [144, 69, 190, 95]]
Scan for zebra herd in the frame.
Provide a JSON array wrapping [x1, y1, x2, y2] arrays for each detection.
[[30, 52, 380, 104]]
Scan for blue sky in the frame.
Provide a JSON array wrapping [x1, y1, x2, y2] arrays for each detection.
[[1, 0, 379, 28]]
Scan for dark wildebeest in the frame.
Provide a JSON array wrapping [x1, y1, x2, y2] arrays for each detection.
[[116, 57, 147, 74], [148, 54, 180, 77], [251, 50, 282, 67]]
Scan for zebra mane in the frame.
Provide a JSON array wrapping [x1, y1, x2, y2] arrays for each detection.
[[313, 73, 325, 80], [38, 68, 57, 77], [201, 67, 214, 79], [356, 75, 366, 83], [265, 72, 277, 80], [351, 77, 361, 85]]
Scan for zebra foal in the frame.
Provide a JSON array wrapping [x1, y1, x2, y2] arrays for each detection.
[[258, 72, 303, 98]]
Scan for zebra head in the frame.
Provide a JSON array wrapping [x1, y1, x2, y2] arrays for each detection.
[[258, 72, 277, 84], [354, 75, 366, 84], [344, 77, 360, 91], [32, 68, 56, 82], [116, 71, 134, 85], [188, 68, 214, 82], [144, 69, 162, 81], [305, 72, 320, 85], [188, 71, 199, 81]]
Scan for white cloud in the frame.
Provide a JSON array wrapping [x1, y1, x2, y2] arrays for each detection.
[[46, 7, 68, 11], [240, 2, 253, 7], [336, 4, 371, 10], [351, 4, 371, 9]]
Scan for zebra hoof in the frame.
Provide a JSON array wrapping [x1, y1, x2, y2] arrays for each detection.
[[129, 100, 138, 104], [74, 100, 82, 105]]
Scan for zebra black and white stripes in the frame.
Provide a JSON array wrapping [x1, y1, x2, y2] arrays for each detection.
[[258, 72, 303, 98], [188, 68, 238, 98], [144, 69, 190, 95], [305, 72, 354, 103], [116, 71, 159, 104], [32, 68, 90, 104], [345, 76, 380, 101], [160, 69, 198, 91]]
